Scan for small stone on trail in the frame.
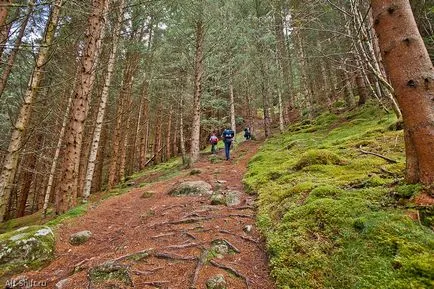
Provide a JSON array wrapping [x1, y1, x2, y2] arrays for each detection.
[[243, 225, 253, 233], [206, 274, 227, 289], [216, 180, 227, 184], [69, 230, 92, 246], [55, 278, 70, 289]]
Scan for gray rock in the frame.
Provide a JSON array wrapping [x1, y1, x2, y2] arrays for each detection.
[[211, 191, 241, 206], [210, 193, 226, 205], [0, 226, 54, 276], [206, 274, 227, 289], [225, 190, 241, 206], [169, 181, 213, 196], [69, 230, 92, 246]]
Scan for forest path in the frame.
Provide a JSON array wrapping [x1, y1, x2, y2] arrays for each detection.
[[20, 139, 274, 289]]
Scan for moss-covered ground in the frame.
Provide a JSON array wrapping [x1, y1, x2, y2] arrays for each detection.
[[244, 104, 434, 289]]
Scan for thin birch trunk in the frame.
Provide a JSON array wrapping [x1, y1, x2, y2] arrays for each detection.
[[0, 0, 63, 221]]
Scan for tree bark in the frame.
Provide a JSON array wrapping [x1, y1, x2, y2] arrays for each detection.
[[278, 89, 284, 133], [190, 17, 204, 163], [166, 106, 173, 160], [0, 0, 63, 222], [56, 0, 108, 214], [0, 0, 12, 58], [372, 0, 434, 187], [273, 1, 293, 110], [82, 0, 123, 199], [0, 1, 33, 98], [229, 83, 236, 137]]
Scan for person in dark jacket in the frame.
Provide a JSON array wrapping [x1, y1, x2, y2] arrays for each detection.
[[244, 127, 251, 140], [221, 128, 235, 160]]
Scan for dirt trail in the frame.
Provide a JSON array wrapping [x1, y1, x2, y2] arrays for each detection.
[[17, 140, 274, 289]]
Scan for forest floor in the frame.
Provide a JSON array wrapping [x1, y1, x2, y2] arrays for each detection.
[[14, 139, 274, 289]]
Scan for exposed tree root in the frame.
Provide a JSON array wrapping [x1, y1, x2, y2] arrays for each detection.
[[190, 251, 208, 289], [151, 232, 176, 239], [133, 266, 163, 275], [142, 280, 170, 287], [220, 239, 241, 253], [154, 252, 197, 261], [164, 242, 201, 249], [219, 229, 259, 244], [359, 146, 397, 163], [210, 260, 251, 289]]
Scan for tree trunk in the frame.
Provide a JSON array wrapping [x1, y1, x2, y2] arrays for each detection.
[[166, 106, 173, 160], [56, 0, 108, 214], [273, 2, 293, 110], [190, 17, 204, 163], [0, 0, 63, 222], [43, 85, 74, 216], [278, 89, 284, 133], [179, 94, 187, 164], [229, 83, 236, 137], [139, 96, 149, 170], [82, 0, 123, 199], [153, 106, 163, 164], [0, 1, 33, 98], [372, 0, 434, 187], [17, 133, 42, 217], [0, 0, 12, 58]]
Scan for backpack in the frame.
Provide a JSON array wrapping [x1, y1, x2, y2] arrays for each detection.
[[210, 135, 218, 144], [223, 129, 234, 140]]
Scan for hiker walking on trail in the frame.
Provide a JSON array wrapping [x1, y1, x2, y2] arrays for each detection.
[[209, 132, 219, 154], [221, 127, 235, 160], [244, 127, 251, 140]]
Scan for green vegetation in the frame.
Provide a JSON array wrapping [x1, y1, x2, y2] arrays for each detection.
[[244, 105, 434, 289]]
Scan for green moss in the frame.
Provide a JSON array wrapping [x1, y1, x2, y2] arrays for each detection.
[[396, 184, 423, 199], [140, 191, 154, 199], [46, 204, 88, 227], [245, 105, 434, 289], [294, 149, 345, 170]]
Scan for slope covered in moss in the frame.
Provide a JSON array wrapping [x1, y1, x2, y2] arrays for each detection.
[[244, 105, 434, 289]]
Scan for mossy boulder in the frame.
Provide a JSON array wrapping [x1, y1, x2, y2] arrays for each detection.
[[88, 261, 132, 287], [69, 230, 92, 246], [210, 191, 241, 206], [206, 274, 227, 289], [294, 149, 345, 170], [0, 226, 55, 276], [169, 181, 213, 196], [211, 193, 226, 205]]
